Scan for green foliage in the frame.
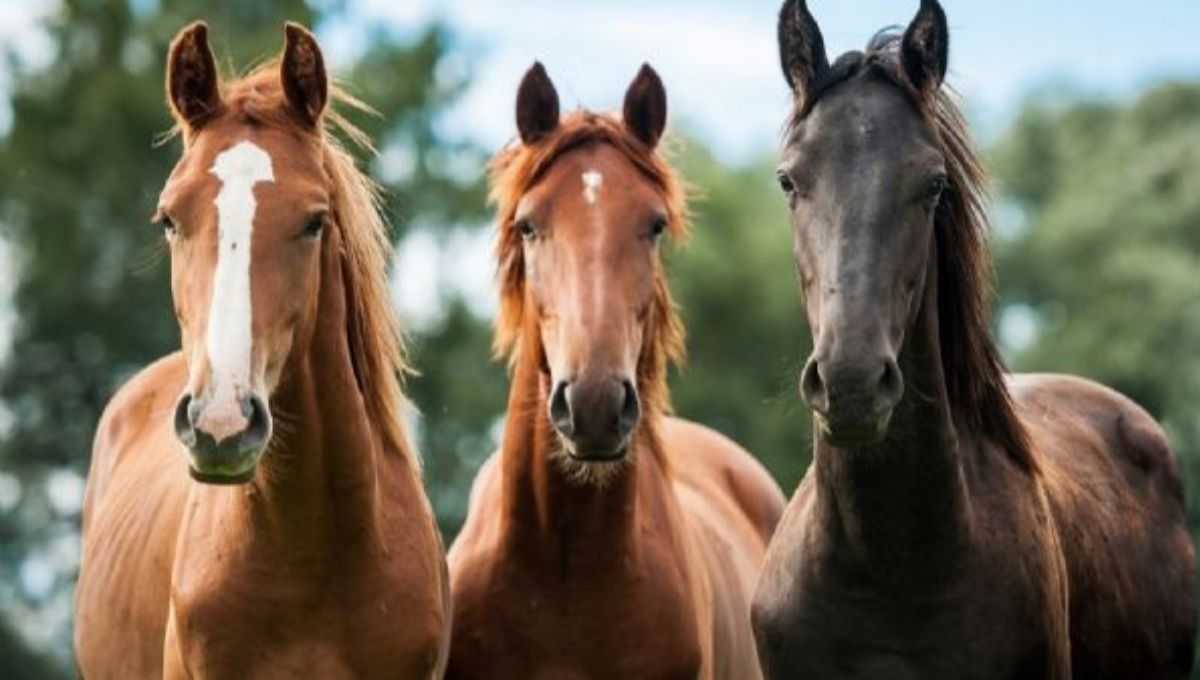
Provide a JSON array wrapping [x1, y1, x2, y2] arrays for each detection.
[[409, 298, 506, 534], [668, 137, 813, 490], [992, 80, 1200, 482], [0, 616, 66, 680]]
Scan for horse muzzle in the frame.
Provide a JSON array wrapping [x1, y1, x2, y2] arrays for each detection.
[[174, 390, 271, 484], [801, 353, 903, 449], [549, 376, 640, 462]]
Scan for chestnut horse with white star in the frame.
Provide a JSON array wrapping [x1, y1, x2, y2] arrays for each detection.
[[447, 63, 786, 679], [74, 23, 449, 679]]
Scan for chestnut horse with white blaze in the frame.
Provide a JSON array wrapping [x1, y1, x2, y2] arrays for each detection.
[[446, 63, 786, 679], [74, 23, 449, 679], [752, 1, 1196, 678]]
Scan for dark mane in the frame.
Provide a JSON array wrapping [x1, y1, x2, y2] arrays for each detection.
[[489, 109, 688, 429], [788, 32, 1035, 471]]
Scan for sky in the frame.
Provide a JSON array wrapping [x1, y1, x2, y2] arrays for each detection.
[[321, 0, 1200, 161]]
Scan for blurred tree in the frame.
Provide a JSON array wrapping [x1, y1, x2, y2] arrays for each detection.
[[410, 298, 506, 534], [0, 616, 65, 680], [990, 80, 1200, 672], [668, 137, 813, 489], [0, 0, 488, 672]]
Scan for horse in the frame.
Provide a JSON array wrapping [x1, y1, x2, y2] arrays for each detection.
[[751, 2, 1197, 678], [446, 63, 786, 679], [73, 23, 449, 679]]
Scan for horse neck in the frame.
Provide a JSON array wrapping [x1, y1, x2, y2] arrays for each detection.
[[499, 335, 671, 568], [812, 237, 970, 583]]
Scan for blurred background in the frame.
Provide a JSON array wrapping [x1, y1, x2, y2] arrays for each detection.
[[0, 0, 1198, 676]]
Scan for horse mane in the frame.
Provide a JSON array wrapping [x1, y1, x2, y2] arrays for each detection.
[[200, 64, 417, 466], [488, 110, 688, 425], [788, 32, 1035, 471]]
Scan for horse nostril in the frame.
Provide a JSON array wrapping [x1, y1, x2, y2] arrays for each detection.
[[173, 393, 196, 448], [549, 380, 573, 437], [617, 379, 640, 438], [243, 395, 271, 448], [877, 358, 904, 407], [800, 358, 828, 414]]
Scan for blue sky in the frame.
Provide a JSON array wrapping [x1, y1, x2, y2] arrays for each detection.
[[321, 0, 1200, 161]]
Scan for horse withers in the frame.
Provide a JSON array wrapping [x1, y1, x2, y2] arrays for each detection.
[[752, 1, 1196, 678], [447, 63, 786, 679], [74, 23, 449, 679]]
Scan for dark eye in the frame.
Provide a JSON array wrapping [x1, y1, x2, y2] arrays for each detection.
[[302, 213, 325, 238], [648, 216, 668, 239], [776, 170, 796, 195], [156, 212, 177, 238], [516, 219, 536, 240], [926, 174, 949, 203]]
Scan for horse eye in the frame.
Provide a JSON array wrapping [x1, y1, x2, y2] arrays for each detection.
[[776, 170, 796, 195], [648, 217, 668, 239], [926, 174, 949, 201], [302, 213, 325, 238], [157, 213, 177, 238], [516, 219, 536, 239]]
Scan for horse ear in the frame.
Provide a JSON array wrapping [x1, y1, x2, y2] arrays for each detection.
[[166, 21, 222, 129], [901, 0, 949, 93], [777, 0, 828, 104], [516, 62, 560, 144], [281, 23, 328, 127], [623, 64, 667, 149]]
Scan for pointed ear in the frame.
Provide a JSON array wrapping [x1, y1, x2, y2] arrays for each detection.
[[281, 23, 328, 127], [777, 0, 828, 105], [515, 62, 560, 144], [623, 64, 667, 149], [166, 21, 222, 129], [901, 0, 949, 93]]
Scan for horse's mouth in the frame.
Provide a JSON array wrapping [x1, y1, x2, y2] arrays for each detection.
[[816, 414, 889, 449], [565, 445, 629, 463], [188, 465, 257, 485], [558, 432, 631, 464], [186, 446, 262, 485]]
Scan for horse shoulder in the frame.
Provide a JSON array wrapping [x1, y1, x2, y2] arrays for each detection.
[[448, 450, 502, 567], [76, 352, 189, 678], [661, 416, 786, 546], [84, 353, 187, 510], [661, 417, 782, 680], [446, 450, 505, 655]]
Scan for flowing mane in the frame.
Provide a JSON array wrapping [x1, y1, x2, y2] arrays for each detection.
[[192, 64, 417, 465], [489, 109, 688, 423], [787, 32, 1034, 471]]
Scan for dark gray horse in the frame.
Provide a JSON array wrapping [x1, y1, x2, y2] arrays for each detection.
[[752, 1, 1197, 678]]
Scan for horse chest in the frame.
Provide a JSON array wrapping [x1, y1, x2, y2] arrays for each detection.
[[754, 540, 1063, 680], [450, 557, 703, 679], [169, 564, 443, 679]]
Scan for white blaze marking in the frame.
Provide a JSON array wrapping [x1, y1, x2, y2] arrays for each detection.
[[206, 141, 274, 411], [582, 169, 603, 205]]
